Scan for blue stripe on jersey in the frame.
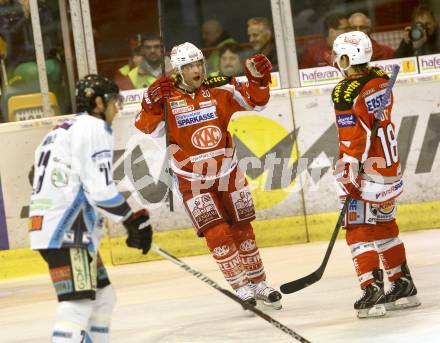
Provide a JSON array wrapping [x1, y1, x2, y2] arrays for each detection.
[[95, 193, 125, 207], [104, 122, 112, 134], [83, 197, 97, 252], [48, 188, 89, 248]]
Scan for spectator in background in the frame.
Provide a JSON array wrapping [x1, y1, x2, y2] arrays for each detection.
[[348, 12, 394, 61], [116, 46, 144, 78], [247, 17, 278, 70], [394, 5, 440, 58], [139, 33, 167, 79], [218, 43, 243, 77], [300, 13, 348, 68], [113, 46, 144, 90], [115, 33, 171, 90], [202, 19, 236, 75]]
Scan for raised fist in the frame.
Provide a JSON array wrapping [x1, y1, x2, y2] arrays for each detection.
[[147, 76, 174, 104], [244, 54, 272, 87]]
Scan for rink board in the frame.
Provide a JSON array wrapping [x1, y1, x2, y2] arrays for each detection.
[[1, 73, 440, 278]]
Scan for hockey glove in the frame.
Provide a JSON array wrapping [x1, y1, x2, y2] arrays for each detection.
[[123, 209, 153, 254], [147, 76, 174, 105], [244, 54, 272, 87], [334, 160, 362, 199]]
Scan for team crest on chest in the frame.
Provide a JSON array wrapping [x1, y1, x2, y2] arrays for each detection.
[[191, 125, 222, 149]]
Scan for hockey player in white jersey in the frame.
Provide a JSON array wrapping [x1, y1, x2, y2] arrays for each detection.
[[29, 74, 153, 343]]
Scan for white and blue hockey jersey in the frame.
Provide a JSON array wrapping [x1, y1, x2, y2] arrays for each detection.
[[29, 113, 130, 252]]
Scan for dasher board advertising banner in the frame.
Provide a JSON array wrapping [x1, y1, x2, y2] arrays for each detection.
[[299, 57, 418, 87]]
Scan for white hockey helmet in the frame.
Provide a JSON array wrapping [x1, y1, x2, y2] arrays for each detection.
[[170, 42, 205, 71], [332, 31, 372, 70]]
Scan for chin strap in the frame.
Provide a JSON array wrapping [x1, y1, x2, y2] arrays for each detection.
[[176, 81, 196, 94], [176, 61, 206, 92]]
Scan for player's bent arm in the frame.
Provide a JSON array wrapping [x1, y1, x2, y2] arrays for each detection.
[[245, 81, 270, 108], [335, 109, 368, 163], [76, 122, 131, 222], [134, 92, 165, 134], [134, 108, 164, 134], [77, 121, 152, 253]]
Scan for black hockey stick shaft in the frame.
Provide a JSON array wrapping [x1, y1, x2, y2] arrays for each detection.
[[151, 244, 310, 342], [281, 65, 400, 294], [158, 0, 174, 212]]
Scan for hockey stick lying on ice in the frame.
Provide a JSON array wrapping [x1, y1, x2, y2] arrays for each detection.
[[151, 243, 311, 343], [280, 65, 400, 295]]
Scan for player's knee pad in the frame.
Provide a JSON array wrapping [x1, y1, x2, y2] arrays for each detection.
[[52, 299, 93, 342], [87, 285, 116, 342], [345, 225, 375, 245], [231, 222, 258, 254], [374, 219, 399, 240], [204, 222, 234, 252], [90, 285, 117, 323]]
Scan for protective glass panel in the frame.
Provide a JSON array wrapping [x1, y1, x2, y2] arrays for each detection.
[[0, 0, 78, 122], [162, 0, 278, 77], [91, 0, 160, 91], [291, 0, 440, 86], [1, 1, 46, 122]]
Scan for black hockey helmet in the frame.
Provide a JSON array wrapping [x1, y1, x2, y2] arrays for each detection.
[[75, 74, 120, 114]]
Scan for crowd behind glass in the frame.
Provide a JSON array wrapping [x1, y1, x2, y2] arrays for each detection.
[[1, 0, 439, 122]]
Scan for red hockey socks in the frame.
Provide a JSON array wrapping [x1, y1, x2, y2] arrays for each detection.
[[231, 222, 266, 284], [204, 223, 248, 289]]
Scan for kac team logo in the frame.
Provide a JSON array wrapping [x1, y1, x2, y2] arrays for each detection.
[[191, 125, 222, 150], [213, 245, 230, 257], [240, 239, 256, 252]]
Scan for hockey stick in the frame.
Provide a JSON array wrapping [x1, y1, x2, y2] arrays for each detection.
[[280, 65, 400, 294], [151, 243, 311, 343], [158, 0, 174, 212]]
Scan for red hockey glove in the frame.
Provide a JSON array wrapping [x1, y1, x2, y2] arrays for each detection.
[[334, 160, 362, 199], [244, 54, 272, 87], [147, 76, 174, 104], [123, 209, 153, 255]]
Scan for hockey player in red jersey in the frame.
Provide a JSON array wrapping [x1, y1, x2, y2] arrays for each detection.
[[135, 42, 282, 309], [331, 31, 420, 318]]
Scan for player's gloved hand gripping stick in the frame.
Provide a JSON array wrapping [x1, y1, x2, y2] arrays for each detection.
[[281, 65, 400, 294]]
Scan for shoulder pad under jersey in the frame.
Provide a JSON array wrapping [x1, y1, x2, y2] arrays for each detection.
[[332, 79, 363, 111], [369, 67, 390, 80], [203, 76, 232, 87]]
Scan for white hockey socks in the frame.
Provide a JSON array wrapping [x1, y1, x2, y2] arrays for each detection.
[[52, 299, 93, 342], [88, 285, 117, 343]]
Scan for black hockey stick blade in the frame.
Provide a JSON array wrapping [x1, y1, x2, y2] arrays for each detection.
[[280, 270, 322, 294], [280, 201, 346, 294]]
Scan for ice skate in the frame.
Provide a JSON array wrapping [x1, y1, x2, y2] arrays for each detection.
[[355, 269, 386, 318], [383, 262, 421, 311], [235, 284, 257, 308], [250, 281, 282, 310]]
